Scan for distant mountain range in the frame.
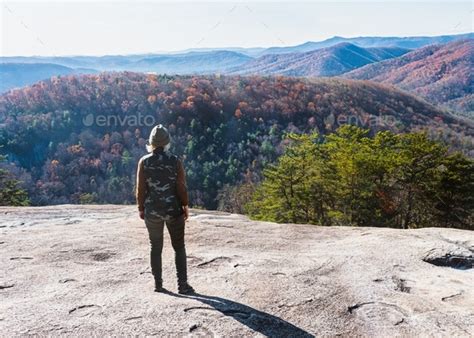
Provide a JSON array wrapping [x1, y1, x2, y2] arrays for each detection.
[[136, 32, 474, 56], [261, 33, 473, 55], [0, 51, 251, 73], [0, 63, 97, 93], [0, 33, 472, 115], [345, 39, 474, 115], [129, 51, 252, 73], [230, 43, 410, 76]]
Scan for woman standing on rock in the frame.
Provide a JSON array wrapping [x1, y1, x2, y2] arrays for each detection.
[[136, 124, 194, 294]]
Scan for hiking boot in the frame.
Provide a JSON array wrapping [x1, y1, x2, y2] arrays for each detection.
[[154, 284, 165, 293], [178, 282, 195, 294], [154, 278, 164, 293]]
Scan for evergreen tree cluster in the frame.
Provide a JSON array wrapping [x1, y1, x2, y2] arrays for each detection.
[[246, 126, 473, 229], [0, 153, 29, 206]]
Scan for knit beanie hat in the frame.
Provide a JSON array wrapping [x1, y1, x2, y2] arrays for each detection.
[[148, 124, 170, 148]]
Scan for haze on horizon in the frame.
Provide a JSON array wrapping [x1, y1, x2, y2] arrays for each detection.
[[1, 1, 472, 57]]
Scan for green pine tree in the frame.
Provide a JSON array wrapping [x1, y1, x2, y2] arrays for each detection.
[[0, 154, 30, 206]]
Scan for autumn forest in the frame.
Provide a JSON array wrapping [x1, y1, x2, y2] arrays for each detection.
[[0, 72, 473, 229]]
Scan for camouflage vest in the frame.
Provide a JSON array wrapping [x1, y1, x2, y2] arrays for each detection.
[[142, 149, 183, 220]]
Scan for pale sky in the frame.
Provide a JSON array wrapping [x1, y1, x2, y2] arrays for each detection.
[[1, 1, 473, 56]]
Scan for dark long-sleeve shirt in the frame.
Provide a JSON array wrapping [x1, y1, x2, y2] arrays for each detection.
[[136, 158, 189, 211]]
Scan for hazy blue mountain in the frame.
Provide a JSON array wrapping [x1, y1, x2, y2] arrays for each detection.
[[0, 51, 252, 73], [231, 43, 410, 76], [127, 51, 252, 73], [0, 55, 157, 70], [168, 47, 266, 57], [261, 33, 474, 55], [0, 63, 97, 93]]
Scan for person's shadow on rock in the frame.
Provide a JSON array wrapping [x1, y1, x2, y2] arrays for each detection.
[[166, 291, 315, 337]]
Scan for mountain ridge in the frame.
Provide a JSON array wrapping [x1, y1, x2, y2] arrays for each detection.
[[262, 32, 474, 55], [2, 33, 470, 59], [231, 43, 410, 76], [345, 39, 474, 115]]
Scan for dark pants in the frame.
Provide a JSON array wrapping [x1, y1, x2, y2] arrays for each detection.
[[144, 212, 188, 286]]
